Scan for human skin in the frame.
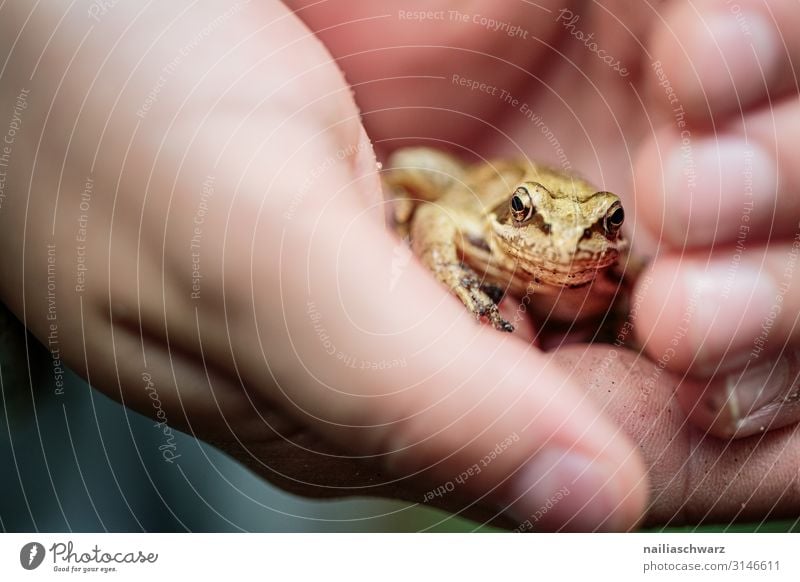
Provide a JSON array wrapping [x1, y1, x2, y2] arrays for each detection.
[[0, 0, 797, 531], [291, 0, 800, 438]]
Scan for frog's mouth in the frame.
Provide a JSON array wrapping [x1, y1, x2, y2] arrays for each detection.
[[502, 244, 619, 287]]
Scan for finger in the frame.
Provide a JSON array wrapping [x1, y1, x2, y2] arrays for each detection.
[[648, 0, 800, 122], [212, 427, 520, 531], [634, 245, 800, 378], [555, 345, 800, 527], [634, 99, 800, 248], [676, 349, 800, 438]]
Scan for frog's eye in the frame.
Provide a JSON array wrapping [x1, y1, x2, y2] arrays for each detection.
[[603, 202, 625, 236], [510, 187, 535, 222]]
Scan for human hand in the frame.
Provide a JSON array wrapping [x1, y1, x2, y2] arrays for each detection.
[[553, 344, 800, 528], [0, 1, 645, 532], [3, 0, 796, 532], [630, 0, 800, 438]]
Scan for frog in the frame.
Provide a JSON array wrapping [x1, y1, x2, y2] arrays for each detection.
[[382, 147, 628, 333]]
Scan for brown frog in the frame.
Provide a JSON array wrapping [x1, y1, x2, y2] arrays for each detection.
[[383, 147, 628, 332]]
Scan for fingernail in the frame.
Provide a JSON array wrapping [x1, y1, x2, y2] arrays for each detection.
[[702, 12, 780, 106], [667, 138, 776, 247], [733, 357, 789, 417], [734, 350, 800, 435], [504, 448, 625, 532], [699, 356, 788, 434], [685, 264, 777, 375]]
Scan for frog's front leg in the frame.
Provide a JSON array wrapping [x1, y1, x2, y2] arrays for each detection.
[[411, 203, 514, 332], [383, 148, 467, 236]]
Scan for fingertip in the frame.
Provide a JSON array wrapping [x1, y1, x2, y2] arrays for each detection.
[[677, 350, 800, 438], [635, 254, 782, 380], [632, 129, 672, 245], [504, 444, 647, 532], [634, 259, 696, 373], [648, 2, 780, 121], [545, 347, 652, 531], [377, 344, 648, 531]]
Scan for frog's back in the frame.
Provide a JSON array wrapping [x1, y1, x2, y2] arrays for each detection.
[[438, 158, 526, 214], [518, 162, 600, 202]]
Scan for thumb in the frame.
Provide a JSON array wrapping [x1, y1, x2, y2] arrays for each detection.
[[224, 132, 647, 530]]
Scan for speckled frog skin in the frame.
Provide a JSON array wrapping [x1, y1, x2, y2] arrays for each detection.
[[384, 147, 627, 332]]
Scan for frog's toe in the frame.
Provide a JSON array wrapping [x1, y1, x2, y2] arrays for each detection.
[[498, 319, 515, 333], [486, 309, 515, 333], [439, 264, 514, 332], [480, 283, 506, 305], [472, 293, 514, 333]]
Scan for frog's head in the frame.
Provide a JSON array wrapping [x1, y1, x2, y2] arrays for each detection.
[[486, 181, 627, 287]]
